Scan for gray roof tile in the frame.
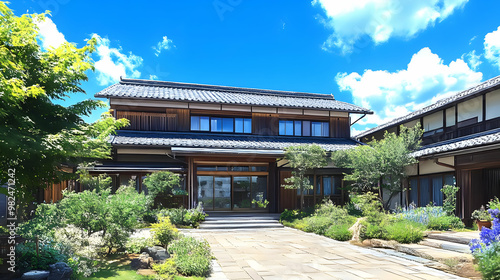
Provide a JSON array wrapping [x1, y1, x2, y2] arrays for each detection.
[[357, 75, 500, 138], [96, 78, 372, 113], [111, 131, 360, 152], [412, 128, 500, 158]]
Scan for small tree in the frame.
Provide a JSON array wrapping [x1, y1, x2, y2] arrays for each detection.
[[281, 144, 327, 209], [441, 184, 459, 216], [332, 124, 423, 209], [142, 171, 181, 201]]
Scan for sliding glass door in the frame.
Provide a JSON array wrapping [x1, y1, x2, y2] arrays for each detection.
[[197, 175, 267, 210], [197, 176, 231, 211]]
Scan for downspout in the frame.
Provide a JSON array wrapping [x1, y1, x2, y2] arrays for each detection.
[[350, 114, 367, 126]]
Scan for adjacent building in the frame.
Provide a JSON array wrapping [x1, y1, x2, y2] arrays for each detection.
[[357, 76, 500, 224], [91, 78, 372, 213]]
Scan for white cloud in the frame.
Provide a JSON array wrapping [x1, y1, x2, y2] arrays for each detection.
[[484, 26, 500, 70], [35, 17, 67, 49], [153, 36, 174, 57], [469, 35, 477, 45], [93, 35, 143, 86], [313, 0, 468, 54], [462, 50, 482, 70], [336, 47, 482, 129], [149, 74, 158, 80]]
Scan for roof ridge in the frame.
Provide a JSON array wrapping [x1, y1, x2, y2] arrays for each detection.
[[356, 75, 500, 138], [119, 77, 336, 100]]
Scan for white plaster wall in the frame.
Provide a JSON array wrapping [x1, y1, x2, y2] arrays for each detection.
[[423, 111, 443, 131], [486, 89, 500, 120], [403, 119, 420, 128], [458, 96, 483, 122], [446, 107, 456, 127], [419, 156, 455, 175]]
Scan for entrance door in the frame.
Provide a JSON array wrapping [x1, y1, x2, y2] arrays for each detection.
[[233, 176, 251, 209], [197, 176, 231, 211], [214, 177, 231, 210]]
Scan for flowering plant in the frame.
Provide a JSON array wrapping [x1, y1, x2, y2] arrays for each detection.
[[471, 205, 493, 221], [470, 208, 500, 253]]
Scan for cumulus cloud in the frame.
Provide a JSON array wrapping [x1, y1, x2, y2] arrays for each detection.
[[93, 35, 143, 86], [313, 0, 468, 54], [35, 17, 67, 49], [153, 36, 174, 56], [484, 26, 500, 69], [336, 47, 482, 128], [462, 50, 482, 70]]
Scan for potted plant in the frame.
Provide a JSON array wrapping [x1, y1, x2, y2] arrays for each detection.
[[471, 205, 493, 230]]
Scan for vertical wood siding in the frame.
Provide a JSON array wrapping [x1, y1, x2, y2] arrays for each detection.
[[330, 117, 350, 138]]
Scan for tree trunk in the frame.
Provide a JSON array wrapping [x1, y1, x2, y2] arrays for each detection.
[[300, 192, 304, 210]]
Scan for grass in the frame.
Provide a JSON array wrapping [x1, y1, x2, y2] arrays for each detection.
[[84, 254, 149, 280], [84, 254, 206, 280]]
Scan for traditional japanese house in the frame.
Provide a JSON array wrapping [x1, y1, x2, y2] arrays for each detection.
[[91, 78, 372, 212]]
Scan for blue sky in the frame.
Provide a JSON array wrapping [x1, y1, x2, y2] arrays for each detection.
[[9, 0, 500, 135]]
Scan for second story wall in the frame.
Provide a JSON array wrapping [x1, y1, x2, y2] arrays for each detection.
[[359, 88, 500, 144], [111, 99, 351, 138]]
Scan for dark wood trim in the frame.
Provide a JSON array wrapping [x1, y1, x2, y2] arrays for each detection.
[[197, 171, 268, 176], [190, 109, 253, 117], [483, 94, 487, 123]]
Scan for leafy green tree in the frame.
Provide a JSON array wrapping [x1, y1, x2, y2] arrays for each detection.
[[20, 173, 149, 254], [143, 171, 182, 200], [281, 144, 327, 209], [0, 2, 128, 207], [332, 124, 423, 209]]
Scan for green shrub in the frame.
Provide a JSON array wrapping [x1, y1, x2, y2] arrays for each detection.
[[168, 236, 212, 277], [386, 220, 425, 244], [0, 226, 9, 235], [152, 258, 177, 280], [427, 215, 464, 231], [488, 197, 500, 211], [362, 222, 388, 240], [303, 216, 333, 235], [151, 216, 178, 247], [325, 224, 352, 241], [475, 242, 500, 280], [442, 185, 459, 216], [279, 208, 313, 222], [157, 204, 207, 228], [16, 242, 67, 272], [125, 237, 156, 254], [350, 192, 385, 223]]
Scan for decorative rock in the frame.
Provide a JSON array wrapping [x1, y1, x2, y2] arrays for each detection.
[[349, 217, 365, 242], [142, 246, 170, 263], [48, 262, 73, 280], [21, 270, 50, 280], [131, 252, 154, 270]]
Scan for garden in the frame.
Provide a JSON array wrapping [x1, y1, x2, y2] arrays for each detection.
[[7, 169, 213, 280], [280, 185, 464, 245]]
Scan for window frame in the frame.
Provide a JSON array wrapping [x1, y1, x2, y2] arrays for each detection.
[[190, 115, 252, 134], [278, 119, 329, 137]]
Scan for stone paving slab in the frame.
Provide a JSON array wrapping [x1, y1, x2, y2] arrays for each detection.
[[183, 227, 470, 280]]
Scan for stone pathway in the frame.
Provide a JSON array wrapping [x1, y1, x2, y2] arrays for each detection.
[[183, 227, 470, 280]]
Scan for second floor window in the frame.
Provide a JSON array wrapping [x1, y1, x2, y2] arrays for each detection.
[[191, 116, 252, 133], [279, 120, 329, 137]]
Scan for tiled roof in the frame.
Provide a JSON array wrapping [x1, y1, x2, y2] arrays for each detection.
[[111, 131, 361, 152], [412, 128, 500, 158], [356, 75, 500, 139], [95, 78, 372, 113]]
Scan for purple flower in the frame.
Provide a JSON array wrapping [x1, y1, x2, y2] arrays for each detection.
[[470, 209, 500, 254]]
